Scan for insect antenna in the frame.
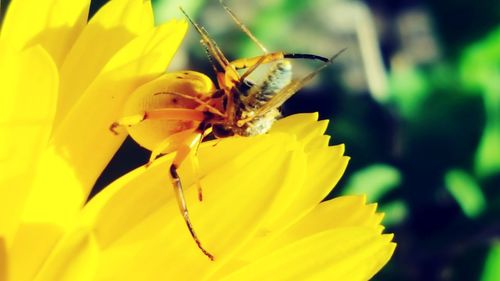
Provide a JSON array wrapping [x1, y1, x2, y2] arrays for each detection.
[[283, 53, 330, 63]]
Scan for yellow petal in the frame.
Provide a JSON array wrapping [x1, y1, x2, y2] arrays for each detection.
[[42, 133, 304, 280], [101, 19, 186, 74], [217, 228, 395, 281], [7, 223, 65, 281], [0, 46, 58, 245], [0, 235, 7, 280], [197, 113, 336, 185], [264, 196, 385, 251], [271, 112, 329, 152], [2, 20, 186, 281], [56, 0, 155, 127], [290, 196, 381, 233], [0, 237, 5, 281], [271, 112, 321, 137], [172, 113, 349, 264], [250, 147, 348, 239], [0, 0, 89, 66], [268, 145, 349, 230], [111, 135, 301, 279], [33, 228, 100, 281], [20, 19, 188, 229]]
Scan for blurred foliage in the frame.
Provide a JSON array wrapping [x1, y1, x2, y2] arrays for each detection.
[[460, 28, 500, 178], [152, 0, 204, 24], [379, 200, 409, 227], [445, 169, 486, 218], [422, 0, 500, 59], [89, 0, 500, 280], [481, 243, 500, 281], [342, 163, 401, 202]]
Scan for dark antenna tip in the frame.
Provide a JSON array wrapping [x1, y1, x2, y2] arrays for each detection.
[[283, 48, 347, 63], [283, 53, 330, 62]]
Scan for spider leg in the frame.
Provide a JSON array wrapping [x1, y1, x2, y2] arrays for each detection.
[[169, 127, 215, 261], [109, 108, 206, 135], [154, 91, 225, 117], [193, 127, 212, 201]]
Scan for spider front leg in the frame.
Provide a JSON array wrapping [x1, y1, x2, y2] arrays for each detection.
[[146, 128, 210, 201], [168, 127, 215, 261], [110, 108, 215, 260], [112, 107, 211, 200]]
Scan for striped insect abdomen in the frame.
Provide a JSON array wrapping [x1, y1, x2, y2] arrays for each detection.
[[243, 60, 292, 111], [237, 60, 292, 136]]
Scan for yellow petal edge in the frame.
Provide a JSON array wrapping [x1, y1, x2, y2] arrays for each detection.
[[35, 113, 394, 281]]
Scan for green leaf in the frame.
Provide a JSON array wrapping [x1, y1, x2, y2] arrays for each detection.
[[378, 200, 409, 226], [460, 27, 500, 178], [342, 164, 401, 202], [481, 242, 500, 281], [444, 169, 486, 218], [389, 65, 430, 119], [475, 120, 500, 178]]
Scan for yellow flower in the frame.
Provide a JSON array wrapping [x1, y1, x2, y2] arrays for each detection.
[[0, 0, 395, 280]]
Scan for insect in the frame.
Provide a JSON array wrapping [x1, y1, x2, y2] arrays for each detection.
[[111, 1, 344, 261]]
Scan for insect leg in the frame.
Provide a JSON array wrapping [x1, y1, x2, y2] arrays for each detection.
[[238, 55, 267, 82], [154, 91, 225, 117], [180, 7, 241, 117], [226, 52, 289, 88], [179, 7, 232, 74], [219, 0, 268, 53], [109, 108, 206, 135], [169, 128, 215, 261]]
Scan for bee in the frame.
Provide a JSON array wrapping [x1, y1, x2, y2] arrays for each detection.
[[111, 1, 344, 261]]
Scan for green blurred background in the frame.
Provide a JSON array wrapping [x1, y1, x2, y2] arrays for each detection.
[[89, 0, 499, 280]]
